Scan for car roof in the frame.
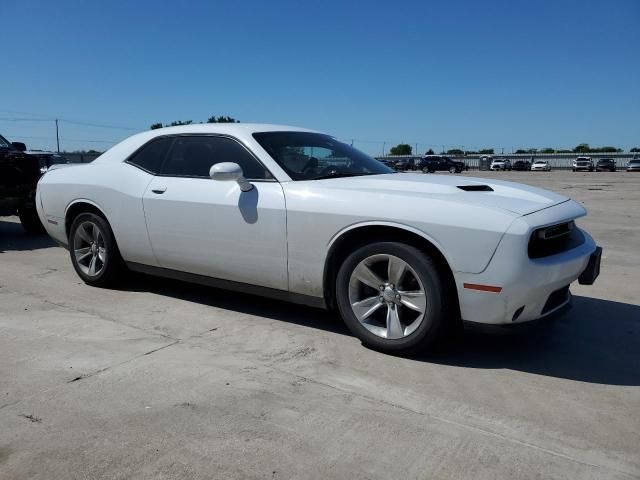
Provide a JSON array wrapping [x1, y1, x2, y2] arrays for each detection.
[[25, 150, 60, 155], [143, 123, 319, 136], [93, 123, 324, 165]]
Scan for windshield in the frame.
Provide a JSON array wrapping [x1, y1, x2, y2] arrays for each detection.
[[253, 132, 393, 180], [629, 160, 640, 165], [534, 161, 546, 165], [0, 134, 11, 148]]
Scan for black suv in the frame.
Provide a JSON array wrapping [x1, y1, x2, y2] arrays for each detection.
[[0, 134, 45, 232], [512, 160, 532, 171], [595, 158, 616, 172], [416, 155, 466, 173]]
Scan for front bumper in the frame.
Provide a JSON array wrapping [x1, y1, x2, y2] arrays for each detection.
[[455, 202, 598, 325]]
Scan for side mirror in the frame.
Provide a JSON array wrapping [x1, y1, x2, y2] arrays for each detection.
[[209, 162, 253, 192], [11, 142, 27, 152]]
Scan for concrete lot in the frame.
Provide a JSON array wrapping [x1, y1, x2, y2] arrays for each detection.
[[1, 171, 639, 479]]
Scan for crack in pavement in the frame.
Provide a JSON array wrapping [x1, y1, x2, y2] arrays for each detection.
[[187, 339, 639, 479]]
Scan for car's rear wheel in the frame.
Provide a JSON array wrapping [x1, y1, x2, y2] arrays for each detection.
[[336, 242, 447, 353], [69, 213, 123, 287], [448, 166, 456, 174]]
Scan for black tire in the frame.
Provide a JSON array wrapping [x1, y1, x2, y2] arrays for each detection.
[[336, 242, 448, 354], [448, 166, 456, 174], [18, 206, 45, 234], [69, 212, 123, 287]]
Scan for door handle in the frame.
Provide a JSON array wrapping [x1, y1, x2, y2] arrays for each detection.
[[151, 186, 167, 194]]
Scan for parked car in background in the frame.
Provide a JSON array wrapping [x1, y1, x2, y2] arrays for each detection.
[[512, 160, 531, 171], [572, 157, 594, 172], [490, 158, 512, 171], [627, 158, 640, 172], [0, 134, 45, 232], [26, 150, 70, 173], [595, 158, 616, 172], [35, 123, 601, 354], [392, 158, 411, 171], [531, 160, 551, 171], [379, 158, 397, 170], [418, 155, 466, 173]]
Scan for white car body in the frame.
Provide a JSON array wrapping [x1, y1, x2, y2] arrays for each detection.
[[489, 159, 511, 171], [531, 161, 551, 171], [37, 124, 597, 327], [573, 156, 593, 172]]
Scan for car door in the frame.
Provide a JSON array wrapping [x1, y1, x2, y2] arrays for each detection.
[[142, 134, 288, 291]]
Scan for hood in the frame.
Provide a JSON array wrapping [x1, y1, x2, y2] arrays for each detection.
[[312, 173, 569, 216]]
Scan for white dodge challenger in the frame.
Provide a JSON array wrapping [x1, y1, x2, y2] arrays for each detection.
[[36, 124, 601, 353]]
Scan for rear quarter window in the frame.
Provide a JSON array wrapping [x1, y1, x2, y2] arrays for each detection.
[[126, 136, 174, 174]]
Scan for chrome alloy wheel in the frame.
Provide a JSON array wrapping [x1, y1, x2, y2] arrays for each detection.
[[73, 221, 106, 277], [348, 254, 427, 339]]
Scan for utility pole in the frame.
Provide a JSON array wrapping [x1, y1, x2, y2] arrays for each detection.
[[382, 142, 386, 157], [415, 143, 418, 155], [55, 119, 60, 153]]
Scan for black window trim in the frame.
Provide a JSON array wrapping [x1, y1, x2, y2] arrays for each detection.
[[124, 133, 276, 182]]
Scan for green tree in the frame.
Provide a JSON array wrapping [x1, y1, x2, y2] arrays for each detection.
[[479, 148, 494, 155], [573, 143, 590, 153], [540, 148, 555, 154], [150, 123, 163, 130], [389, 144, 412, 155], [425, 148, 435, 155], [630, 147, 640, 152], [597, 146, 620, 153], [207, 115, 239, 123], [169, 120, 193, 127], [446, 148, 464, 155], [515, 149, 527, 154]]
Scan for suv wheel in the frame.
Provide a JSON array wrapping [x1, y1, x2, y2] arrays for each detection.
[[336, 242, 448, 353], [18, 206, 45, 234]]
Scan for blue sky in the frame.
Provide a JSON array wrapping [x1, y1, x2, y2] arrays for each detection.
[[1, 0, 638, 154]]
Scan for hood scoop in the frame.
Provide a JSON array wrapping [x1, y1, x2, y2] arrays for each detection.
[[457, 184, 493, 192]]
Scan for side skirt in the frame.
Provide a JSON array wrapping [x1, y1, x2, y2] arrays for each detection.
[[126, 262, 327, 310]]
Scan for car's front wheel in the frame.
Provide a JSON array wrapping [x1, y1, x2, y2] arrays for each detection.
[[336, 242, 447, 353], [69, 213, 123, 287]]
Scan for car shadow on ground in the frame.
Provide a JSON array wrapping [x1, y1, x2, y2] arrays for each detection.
[[419, 295, 640, 386], [120, 272, 640, 386], [119, 272, 349, 336], [0, 218, 57, 252]]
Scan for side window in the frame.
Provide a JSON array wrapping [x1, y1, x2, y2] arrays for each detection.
[[160, 136, 269, 180], [127, 137, 173, 174]]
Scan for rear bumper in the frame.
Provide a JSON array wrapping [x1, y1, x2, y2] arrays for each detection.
[[455, 204, 598, 325]]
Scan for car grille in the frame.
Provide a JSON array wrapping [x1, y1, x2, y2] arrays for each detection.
[[528, 221, 585, 258]]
